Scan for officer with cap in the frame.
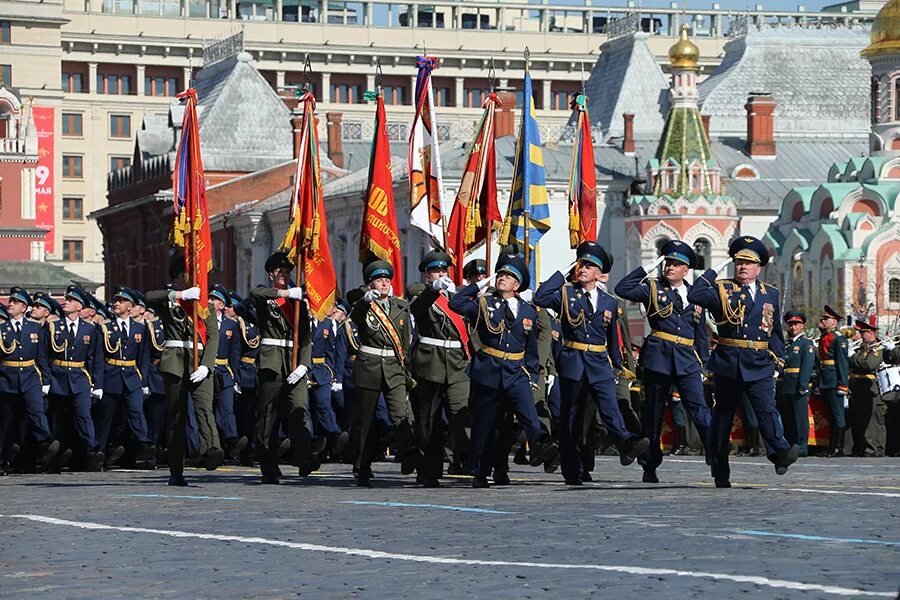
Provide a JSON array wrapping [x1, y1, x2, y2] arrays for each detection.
[[208, 284, 248, 460], [141, 298, 167, 455], [228, 291, 260, 465], [30, 293, 60, 326], [534, 242, 651, 485], [0, 287, 59, 471], [336, 288, 366, 462], [451, 254, 557, 488], [615, 239, 712, 483], [688, 236, 799, 487], [409, 250, 470, 487], [146, 257, 223, 485], [848, 319, 886, 456], [778, 310, 815, 456], [308, 298, 350, 460], [815, 304, 850, 457], [462, 259, 488, 285], [349, 260, 418, 487], [250, 251, 315, 484], [44, 286, 106, 471], [94, 285, 156, 469], [0, 303, 8, 323]]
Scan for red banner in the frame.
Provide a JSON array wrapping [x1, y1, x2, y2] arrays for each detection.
[[568, 96, 597, 248], [33, 106, 55, 253]]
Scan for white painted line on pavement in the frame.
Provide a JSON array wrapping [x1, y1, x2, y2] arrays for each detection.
[[771, 488, 900, 498], [1, 514, 894, 598]]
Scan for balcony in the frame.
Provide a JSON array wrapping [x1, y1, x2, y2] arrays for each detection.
[[0, 136, 37, 158]]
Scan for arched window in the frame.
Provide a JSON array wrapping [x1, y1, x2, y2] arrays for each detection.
[[889, 278, 900, 304], [872, 77, 880, 124], [693, 238, 711, 270]]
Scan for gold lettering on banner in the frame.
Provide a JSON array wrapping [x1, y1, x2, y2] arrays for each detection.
[[368, 186, 389, 217], [364, 213, 401, 251]]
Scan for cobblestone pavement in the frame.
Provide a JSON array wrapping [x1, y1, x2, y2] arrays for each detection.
[[1, 456, 898, 599]]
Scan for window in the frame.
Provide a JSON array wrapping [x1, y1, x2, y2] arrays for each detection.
[[551, 90, 572, 111], [1, 64, 10, 87], [96, 73, 132, 95], [433, 86, 451, 107], [62, 71, 84, 93], [1, 21, 10, 44], [110, 156, 131, 171], [62, 113, 83, 136], [329, 83, 363, 104], [144, 76, 179, 97], [63, 197, 84, 221], [62, 240, 83, 263], [110, 114, 131, 138], [382, 85, 408, 106], [62, 155, 83, 178], [464, 87, 487, 108], [890, 278, 900, 304]]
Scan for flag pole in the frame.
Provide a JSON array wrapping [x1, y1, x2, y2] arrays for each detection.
[[191, 241, 199, 371], [290, 59, 313, 371]]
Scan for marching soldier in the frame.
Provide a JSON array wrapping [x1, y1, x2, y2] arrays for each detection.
[[229, 291, 259, 466], [687, 236, 799, 487], [45, 286, 105, 471], [30, 293, 60, 326], [777, 310, 815, 456], [146, 261, 223, 486], [848, 320, 886, 457], [533, 242, 650, 485], [615, 240, 712, 483], [462, 259, 488, 285], [308, 300, 350, 458], [815, 305, 850, 457], [349, 260, 418, 487], [409, 250, 471, 487], [0, 287, 58, 472], [250, 251, 315, 484], [209, 284, 248, 460], [139, 295, 167, 455]]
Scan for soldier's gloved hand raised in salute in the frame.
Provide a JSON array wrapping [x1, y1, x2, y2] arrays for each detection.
[[642, 255, 666, 274], [518, 289, 533, 303], [363, 289, 381, 303], [712, 257, 733, 274], [432, 276, 456, 293], [180, 287, 201, 301], [286, 364, 308, 385], [189, 365, 210, 383]]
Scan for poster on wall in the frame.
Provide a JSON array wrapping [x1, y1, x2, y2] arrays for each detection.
[[32, 106, 55, 253]]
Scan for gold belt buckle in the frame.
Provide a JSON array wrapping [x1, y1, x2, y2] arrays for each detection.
[[502, 352, 510, 360]]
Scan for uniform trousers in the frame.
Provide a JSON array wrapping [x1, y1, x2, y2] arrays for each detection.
[[413, 378, 469, 478], [355, 378, 413, 473], [256, 369, 311, 471], [639, 369, 711, 471]]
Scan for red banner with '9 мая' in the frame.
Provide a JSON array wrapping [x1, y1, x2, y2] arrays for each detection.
[[33, 106, 55, 253]]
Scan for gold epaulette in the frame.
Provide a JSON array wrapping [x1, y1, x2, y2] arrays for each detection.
[[148, 322, 165, 352], [239, 317, 260, 349], [48, 321, 68, 354]]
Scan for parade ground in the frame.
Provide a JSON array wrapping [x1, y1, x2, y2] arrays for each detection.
[[2, 457, 898, 599]]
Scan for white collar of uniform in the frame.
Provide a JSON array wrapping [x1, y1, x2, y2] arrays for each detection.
[[506, 296, 519, 318], [66, 316, 80, 329], [792, 332, 804, 342], [11, 316, 24, 328], [119, 316, 129, 327]]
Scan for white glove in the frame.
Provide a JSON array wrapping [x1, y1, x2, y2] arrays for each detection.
[[546, 374, 556, 390], [883, 340, 895, 351], [847, 346, 856, 358], [713, 258, 732, 274], [181, 287, 201, 301], [387, 285, 395, 297], [518, 289, 534, 303], [843, 395, 850, 410], [643, 255, 666, 273], [363, 289, 380, 302], [41, 384, 50, 396], [234, 382, 241, 395], [476, 274, 496, 290], [142, 387, 150, 398], [189, 365, 210, 383], [331, 382, 343, 392], [286, 364, 308, 385], [432, 276, 456, 293], [287, 287, 303, 300], [91, 388, 103, 400]]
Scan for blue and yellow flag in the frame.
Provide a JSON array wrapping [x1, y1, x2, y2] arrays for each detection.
[[499, 69, 551, 278]]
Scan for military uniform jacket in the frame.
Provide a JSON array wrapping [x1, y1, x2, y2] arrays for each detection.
[[349, 295, 411, 390], [146, 319, 166, 395], [46, 317, 104, 395], [780, 333, 815, 398], [409, 286, 469, 385], [816, 330, 849, 391], [848, 342, 882, 397], [101, 317, 150, 395], [235, 316, 260, 390], [337, 319, 358, 387], [615, 266, 708, 376], [533, 271, 623, 384], [0, 318, 49, 393], [310, 318, 338, 386], [548, 311, 562, 376], [249, 287, 312, 376], [214, 315, 241, 389], [687, 270, 784, 382], [145, 291, 219, 377], [449, 283, 540, 388]]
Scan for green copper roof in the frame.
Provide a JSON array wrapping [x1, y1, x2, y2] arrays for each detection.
[[652, 107, 715, 198]]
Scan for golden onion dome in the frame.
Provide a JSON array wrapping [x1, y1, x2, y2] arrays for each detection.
[[862, 0, 900, 57], [669, 24, 700, 70]]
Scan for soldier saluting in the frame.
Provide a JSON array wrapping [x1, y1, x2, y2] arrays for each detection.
[[687, 236, 800, 487], [778, 310, 815, 456]]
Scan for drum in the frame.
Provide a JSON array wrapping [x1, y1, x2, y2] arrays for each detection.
[[876, 364, 900, 399]]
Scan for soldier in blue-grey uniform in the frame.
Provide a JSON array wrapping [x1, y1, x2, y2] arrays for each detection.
[[533, 241, 650, 485], [209, 284, 248, 460], [138, 294, 167, 455], [615, 239, 712, 484], [229, 290, 259, 465], [308, 299, 350, 458], [778, 310, 815, 456], [687, 236, 800, 487]]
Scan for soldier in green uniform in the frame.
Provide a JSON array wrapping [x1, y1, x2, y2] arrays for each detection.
[[249, 251, 315, 484], [815, 305, 850, 457], [146, 259, 222, 486], [409, 250, 470, 487], [350, 260, 417, 487], [847, 320, 886, 457], [777, 310, 815, 456]]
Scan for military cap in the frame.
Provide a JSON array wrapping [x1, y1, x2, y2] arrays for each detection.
[[209, 283, 231, 307], [265, 251, 294, 273], [405, 282, 427, 299], [97, 302, 114, 321], [783, 310, 807, 324], [132, 290, 148, 310], [728, 236, 769, 266], [112, 285, 137, 304], [576, 240, 613, 274], [822, 305, 842, 321], [660, 239, 697, 269], [233, 297, 257, 324], [168, 254, 187, 281], [32, 292, 58, 314], [363, 260, 394, 283], [333, 297, 351, 314], [65, 285, 89, 308], [418, 250, 452, 273], [228, 290, 243, 306], [8, 286, 32, 306], [855, 319, 878, 332], [495, 254, 530, 291], [346, 287, 365, 305], [499, 242, 526, 258], [463, 259, 487, 279], [0, 302, 8, 322], [82, 292, 100, 314]]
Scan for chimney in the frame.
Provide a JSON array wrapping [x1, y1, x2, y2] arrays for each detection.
[[292, 110, 303, 161], [326, 112, 344, 169], [494, 89, 517, 138], [701, 114, 711, 140], [623, 113, 635, 155], [745, 94, 776, 158]]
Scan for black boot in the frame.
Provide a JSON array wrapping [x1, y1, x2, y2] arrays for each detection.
[[745, 427, 760, 457], [671, 425, 687, 456], [831, 427, 846, 457]]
